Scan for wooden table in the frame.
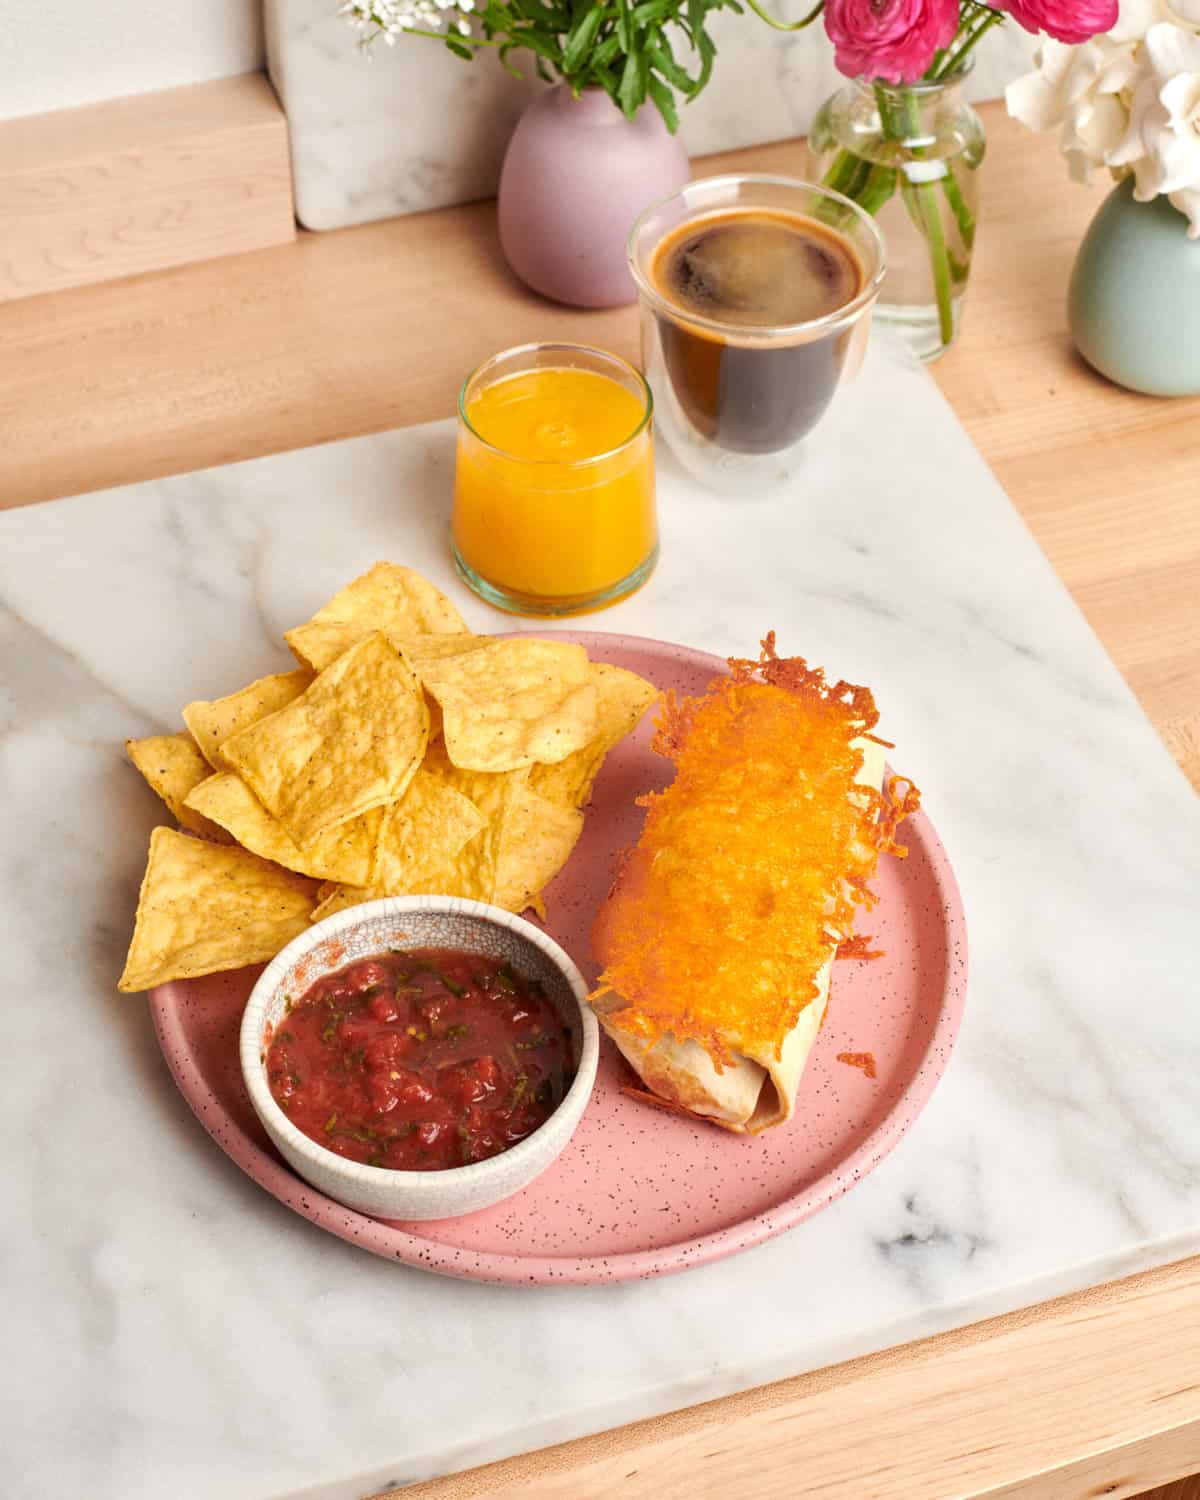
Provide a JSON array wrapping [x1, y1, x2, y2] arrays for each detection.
[[4, 103, 1197, 1498]]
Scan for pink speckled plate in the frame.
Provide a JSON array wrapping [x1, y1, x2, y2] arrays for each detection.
[[151, 632, 967, 1285]]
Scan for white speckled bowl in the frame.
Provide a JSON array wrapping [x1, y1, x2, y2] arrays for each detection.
[[239, 896, 599, 1221]]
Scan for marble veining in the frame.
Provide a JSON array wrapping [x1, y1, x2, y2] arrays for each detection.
[[265, 0, 1037, 228], [1, 334, 1198, 1499]]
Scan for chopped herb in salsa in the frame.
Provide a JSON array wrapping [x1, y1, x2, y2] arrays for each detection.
[[264, 946, 574, 1172]]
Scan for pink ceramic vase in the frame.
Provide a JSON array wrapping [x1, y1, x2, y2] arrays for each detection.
[[497, 84, 690, 309]]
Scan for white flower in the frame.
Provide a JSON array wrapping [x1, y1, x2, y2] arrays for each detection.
[[1167, 182, 1200, 225], [1111, 0, 1200, 43], [1008, 0, 1200, 233], [338, 0, 468, 39], [1006, 37, 1142, 181], [1111, 22, 1200, 230]]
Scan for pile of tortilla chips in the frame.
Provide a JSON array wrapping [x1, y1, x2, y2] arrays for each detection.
[[118, 563, 659, 993]]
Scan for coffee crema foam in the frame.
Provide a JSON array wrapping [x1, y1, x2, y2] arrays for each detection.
[[651, 209, 864, 329]]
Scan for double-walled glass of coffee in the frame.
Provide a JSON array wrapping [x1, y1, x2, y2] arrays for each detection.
[[628, 175, 886, 493]]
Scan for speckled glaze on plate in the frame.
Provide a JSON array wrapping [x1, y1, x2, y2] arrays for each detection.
[[151, 632, 968, 1286]]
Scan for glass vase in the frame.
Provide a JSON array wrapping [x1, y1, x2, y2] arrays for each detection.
[[807, 67, 985, 362]]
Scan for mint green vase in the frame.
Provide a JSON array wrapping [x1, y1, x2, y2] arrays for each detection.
[[1069, 178, 1200, 397]]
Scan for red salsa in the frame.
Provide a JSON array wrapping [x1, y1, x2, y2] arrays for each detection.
[[265, 946, 574, 1171]]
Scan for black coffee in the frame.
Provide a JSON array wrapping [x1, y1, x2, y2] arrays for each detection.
[[657, 210, 861, 325], [650, 209, 865, 454]]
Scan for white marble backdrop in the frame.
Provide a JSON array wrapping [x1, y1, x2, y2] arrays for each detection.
[[266, 0, 1037, 228], [2, 337, 1199, 1500]]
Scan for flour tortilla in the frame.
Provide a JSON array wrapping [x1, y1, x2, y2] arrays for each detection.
[[596, 738, 885, 1134]]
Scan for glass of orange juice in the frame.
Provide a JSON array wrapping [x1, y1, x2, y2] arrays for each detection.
[[452, 343, 657, 616]]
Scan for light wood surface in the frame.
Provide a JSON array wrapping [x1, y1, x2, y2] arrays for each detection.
[[0, 75, 294, 302], [2, 100, 1198, 1498], [378, 1255, 1200, 1500]]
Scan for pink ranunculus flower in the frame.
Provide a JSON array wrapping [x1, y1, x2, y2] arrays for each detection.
[[824, 0, 961, 84], [1001, 0, 1120, 45]]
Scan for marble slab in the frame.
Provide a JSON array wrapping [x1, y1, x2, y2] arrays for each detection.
[[266, 0, 1036, 228], [3, 336, 1198, 1500]]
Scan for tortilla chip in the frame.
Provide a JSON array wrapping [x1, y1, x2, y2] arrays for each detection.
[[403, 634, 489, 667], [493, 784, 584, 913], [311, 769, 492, 920], [291, 625, 484, 678], [220, 632, 430, 847], [415, 741, 533, 901], [312, 756, 580, 919], [419, 736, 529, 815], [309, 882, 377, 923], [418, 638, 598, 773], [530, 664, 660, 808], [283, 622, 374, 674], [346, 756, 516, 906], [182, 670, 313, 771], [285, 562, 468, 671], [183, 773, 383, 885], [372, 769, 487, 893], [125, 733, 232, 843], [118, 827, 318, 992], [340, 770, 580, 915]]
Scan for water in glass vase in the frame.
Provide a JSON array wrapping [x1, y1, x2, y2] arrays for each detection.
[[807, 67, 985, 362]]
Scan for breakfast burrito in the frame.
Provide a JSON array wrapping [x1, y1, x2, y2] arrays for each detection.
[[590, 637, 919, 1135]]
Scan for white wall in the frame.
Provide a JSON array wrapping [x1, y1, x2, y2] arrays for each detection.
[[0, 0, 264, 121]]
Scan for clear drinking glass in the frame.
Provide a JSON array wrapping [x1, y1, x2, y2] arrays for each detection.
[[452, 343, 657, 616], [627, 174, 886, 495]]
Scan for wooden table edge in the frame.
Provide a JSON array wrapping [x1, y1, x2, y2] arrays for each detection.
[[375, 1252, 1200, 1499]]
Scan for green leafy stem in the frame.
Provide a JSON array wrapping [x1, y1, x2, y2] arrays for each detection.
[[821, 149, 976, 348], [394, 0, 746, 132]]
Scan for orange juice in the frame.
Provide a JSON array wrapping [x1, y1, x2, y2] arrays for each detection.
[[452, 360, 656, 614]]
